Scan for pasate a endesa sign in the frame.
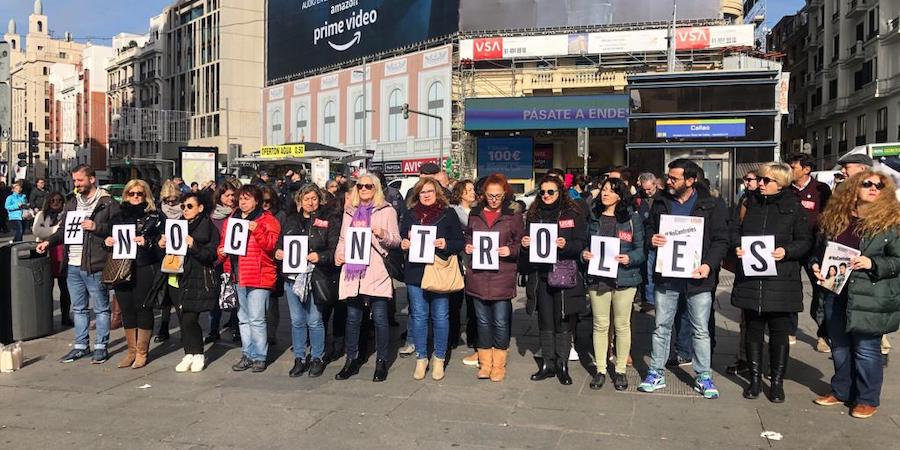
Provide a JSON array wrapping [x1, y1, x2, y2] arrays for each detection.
[[465, 95, 628, 131]]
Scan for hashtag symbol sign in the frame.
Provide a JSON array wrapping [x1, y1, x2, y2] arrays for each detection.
[[66, 219, 81, 239]]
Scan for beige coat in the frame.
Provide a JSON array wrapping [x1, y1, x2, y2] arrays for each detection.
[[336, 202, 400, 300]]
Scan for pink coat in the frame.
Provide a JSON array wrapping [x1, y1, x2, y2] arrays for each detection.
[[336, 202, 400, 300]]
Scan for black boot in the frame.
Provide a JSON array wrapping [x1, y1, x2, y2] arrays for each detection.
[[308, 358, 326, 378], [556, 360, 573, 385], [154, 325, 170, 343], [334, 357, 359, 380], [742, 341, 763, 399], [531, 331, 556, 381], [289, 356, 310, 378], [768, 343, 789, 403], [373, 358, 389, 382], [530, 358, 556, 380]]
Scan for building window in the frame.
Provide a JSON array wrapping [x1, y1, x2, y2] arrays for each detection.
[[426, 81, 443, 138], [387, 89, 402, 141], [856, 114, 867, 145], [37, 21, 42, 33], [294, 105, 307, 141], [270, 109, 283, 145], [323, 101, 336, 146], [839, 120, 847, 142], [876, 107, 888, 143], [353, 96, 365, 145]]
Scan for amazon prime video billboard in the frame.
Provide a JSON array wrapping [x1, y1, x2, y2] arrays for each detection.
[[267, 0, 459, 83], [459, 0, 720, 31]]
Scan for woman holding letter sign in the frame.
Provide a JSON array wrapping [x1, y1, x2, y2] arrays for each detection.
[[400, 178, 465, 381], [582, 177, 645, 391], [463, 174, 524, 382], [275, 185, 340, 378], [521, 175, 587, 385], [156, 192, 220, 372], [811, 170, 900, 419], [217, 184, 281, 373], [104, 179, 163, 369], [731, 163, 811, 402], [334, 174, 400, 382]]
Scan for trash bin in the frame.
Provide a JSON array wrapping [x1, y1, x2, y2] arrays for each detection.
[[0, 242, 53, 344]]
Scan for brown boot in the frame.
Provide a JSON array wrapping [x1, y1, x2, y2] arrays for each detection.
[[477, 348, 493, 379], [110, 295, 123, 330], [132, 328, 152, 369], [490, 348, 507, 382], [117, 328, 137, 368]]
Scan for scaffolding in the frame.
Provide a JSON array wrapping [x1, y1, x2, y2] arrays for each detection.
[[108, 106, 190, 143]]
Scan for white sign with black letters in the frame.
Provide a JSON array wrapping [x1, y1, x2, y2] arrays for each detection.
[[529, 223, 558, 264], [740, 235, 778, 277], [345, 227, 372, 265], [588, 236, 620, 278], [282, 236, 309, 274], [223, 218, 250, 256], [656, 215, 704, 279], [63, 211, 87, 245], [408, 225, 437, 264], [472, 231, 500, 271], [112, 225, 137, 260], [165, 219, 189, 256]]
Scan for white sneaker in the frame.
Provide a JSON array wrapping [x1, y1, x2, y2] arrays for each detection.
[[568, 346, 579, 361], [175, 354, 193, 372], [190, 354, 205, 372]]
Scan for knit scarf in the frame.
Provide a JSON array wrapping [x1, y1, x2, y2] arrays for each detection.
[[344, 203, 375, 281], [413, 202, 444, 225], [161, 203, 182, 220], [536, 197, 562, 222], [211, 204, 234, 220]]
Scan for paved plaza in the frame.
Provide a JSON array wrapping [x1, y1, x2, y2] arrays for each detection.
[[1, 275, 900, 449]]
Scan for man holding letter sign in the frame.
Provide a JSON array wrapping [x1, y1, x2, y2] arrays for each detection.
[[640, 160, 729, 399], [730, 163, 812, 402], [463, 174, 524, 382], [582, 177, 645, 391]]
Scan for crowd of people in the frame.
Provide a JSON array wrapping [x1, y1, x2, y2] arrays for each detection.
[[12, 151, 900, 420]]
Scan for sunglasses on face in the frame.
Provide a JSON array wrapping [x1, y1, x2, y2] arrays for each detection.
[[163, 197, 179, 205], [356, 183, 375, 191], [759, 177, 776, 185], [127, 191, 145, 198], [539, 189, 557, 197], [743, 177, 757, 182], [181, 203, 198, 210], [861, 180, 885, 190]]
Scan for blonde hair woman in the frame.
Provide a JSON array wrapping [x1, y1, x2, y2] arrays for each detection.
[[812, 170, 900, 419], [104, 178, 164, 369], [334, 174, 400, 382]]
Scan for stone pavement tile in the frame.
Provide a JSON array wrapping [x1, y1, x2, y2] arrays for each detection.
[[393, 407, 564, 449], [0, 426, 102, 447], [302, 410, 421, 448], [756, 406, 900, 448], [390, 398, 514, 427], [555, 431, 697, 450], [164, 403, 327, 448]]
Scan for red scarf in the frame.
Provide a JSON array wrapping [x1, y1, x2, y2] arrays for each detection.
[[413, 202, 445, 225]]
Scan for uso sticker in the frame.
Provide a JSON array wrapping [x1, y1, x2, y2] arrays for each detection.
[[617, 230, 633, 242], [313, 218, 329, 228], [559, 219, 575, 228]]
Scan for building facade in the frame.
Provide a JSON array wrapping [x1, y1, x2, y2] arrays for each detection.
[[3, 0, 87, 180]]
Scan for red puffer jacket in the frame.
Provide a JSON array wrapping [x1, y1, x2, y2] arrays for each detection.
[[218, 210, 281, 289]]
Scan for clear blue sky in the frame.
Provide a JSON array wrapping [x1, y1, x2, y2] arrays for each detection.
[[0, 0, 172, 44], [763, 0, 807, 29]]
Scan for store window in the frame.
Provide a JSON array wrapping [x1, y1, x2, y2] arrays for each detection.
[[270, 109, 283, 145], [388, 89, 402, 141], [323, 101, 336, 146], [426, 81, 443, 138], [294, 105, 308, 142], [353, 96, 365, 145]]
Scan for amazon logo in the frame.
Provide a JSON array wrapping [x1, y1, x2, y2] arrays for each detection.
[[313, 9, 378, 52]]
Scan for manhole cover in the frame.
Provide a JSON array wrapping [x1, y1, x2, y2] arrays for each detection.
[[617, 366, 704, 398]]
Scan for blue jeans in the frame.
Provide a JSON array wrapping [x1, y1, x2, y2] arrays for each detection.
[[473, 298, 512, 350], [284, 280, 325, 360], [345, 296, 390, 361], [9, 220, 23, 242], [824, 292, 884, 407], [644, 250, 656, 305], [650, 288, 713, 376], [67, 265, 110, 350], [407, 284, 450, 359], [236, 287, 270, 362]]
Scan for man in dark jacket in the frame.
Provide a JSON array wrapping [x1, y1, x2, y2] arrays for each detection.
[[788, 152, 832, 351], [37, 165, 119, 364], [638, 159, 729, 399]]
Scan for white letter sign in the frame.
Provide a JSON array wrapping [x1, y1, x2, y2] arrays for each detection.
[[408, 225, 437, 264], [112, 225, 137, 260], [656, 215, 704, 279], [224, 218, 250, 256], [283, 236, 309, 274], [165, 219, 189, 256], [529, 223, 558, 264], [741, 236, 778, 277], [588, 236, 620, 278], [345, 227, 372, 265], [472, 231, 499, 271], [63, 211, 87, 245]]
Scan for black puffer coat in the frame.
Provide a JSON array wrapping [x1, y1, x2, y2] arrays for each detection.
[[730, 190, 812, 313], [156, 214, 221, 313], [277, 208, 341, 305]]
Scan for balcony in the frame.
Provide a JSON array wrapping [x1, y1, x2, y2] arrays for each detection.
[[881, 16, 900, 44], [846, 0, 867, 19], [846, 41, 864, 63], [876, 75, 900, 97], [519, 69, 628, 94], [876, 130, 888, 143]]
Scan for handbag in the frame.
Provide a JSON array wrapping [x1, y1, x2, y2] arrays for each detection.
[[311, 270, 338, 306], [373, 242, 405, 281], [101, 254, 133, 286], [219, 272, 239, 311], [160, 254, 184, 274], [547, 259, 578, 289], [421, 255, 465, 294]]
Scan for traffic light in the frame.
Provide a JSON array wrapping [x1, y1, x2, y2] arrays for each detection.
[[28, 129, 39, 153], [401, 103, 409, 120], [16, 151, 26, 168]]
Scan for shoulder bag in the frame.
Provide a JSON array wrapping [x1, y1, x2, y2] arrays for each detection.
[[160, 254, 184, 274], [421, 254, 465, 294], [101, 254, 133, 286], [219, 272, 239, 311], [547, 259, 578, 289]]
